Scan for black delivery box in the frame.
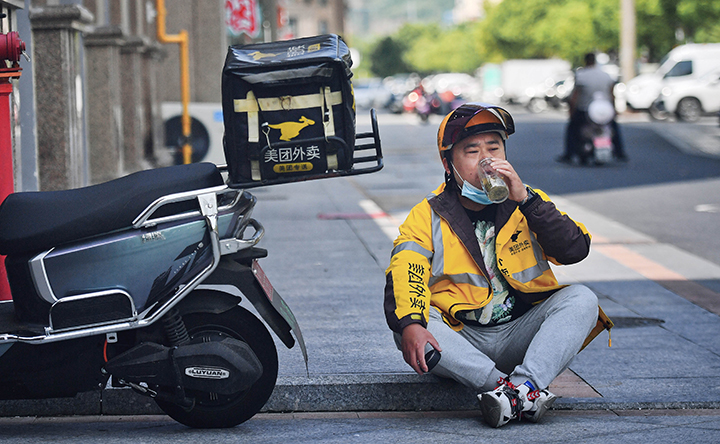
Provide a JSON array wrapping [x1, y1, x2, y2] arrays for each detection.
[[222, 34, 381, 188]]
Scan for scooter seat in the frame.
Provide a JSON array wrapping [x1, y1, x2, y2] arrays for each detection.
[[0, 163, 224, 256]]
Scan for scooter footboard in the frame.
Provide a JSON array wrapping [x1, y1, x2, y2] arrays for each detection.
[[0, 334, 107, 399]]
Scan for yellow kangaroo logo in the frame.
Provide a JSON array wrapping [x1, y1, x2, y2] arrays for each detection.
[[249, 51, 278, 61], [268, 116, 315, 141]]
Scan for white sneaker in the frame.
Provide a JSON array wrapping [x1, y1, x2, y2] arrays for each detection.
[[478, 382, 523, 428], [522, 387, 557, 423]]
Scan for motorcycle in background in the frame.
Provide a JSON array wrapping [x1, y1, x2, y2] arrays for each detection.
[[579, 93, 615, 165], [402, 86, 433, 122]]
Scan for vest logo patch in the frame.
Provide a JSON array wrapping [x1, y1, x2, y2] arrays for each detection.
[[509, 240, 531, 255], [509, 229, 531, 255]]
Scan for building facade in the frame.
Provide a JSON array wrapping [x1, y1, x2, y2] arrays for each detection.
[[2, 0, 345, 193]]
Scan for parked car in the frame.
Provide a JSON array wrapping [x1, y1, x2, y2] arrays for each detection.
[[422, 73, 482, 101], [625, 43, 720, 111], [353, 78, 393, 109], [654, 67, 720, 122], [382, 73, 421, 114], [526, 76, 573, 113]]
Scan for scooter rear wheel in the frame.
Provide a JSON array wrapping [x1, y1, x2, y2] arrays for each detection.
[[154, 306, 278, 428]]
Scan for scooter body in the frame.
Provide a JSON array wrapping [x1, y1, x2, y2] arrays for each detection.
[[580, 95, 615, 165], [402, 88, 431, 122], [580, 121, 614, 165], [0, 162, 306, 428]]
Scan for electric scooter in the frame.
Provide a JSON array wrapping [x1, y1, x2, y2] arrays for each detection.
[[580, 93, 615, 165], [0, 161, 305, 428], [0, 30, 383, 428], [0, 109, 382, 427]]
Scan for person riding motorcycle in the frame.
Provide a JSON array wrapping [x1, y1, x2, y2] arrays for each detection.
[[384, 103, 611, 428], [559, 53, 628, 164]]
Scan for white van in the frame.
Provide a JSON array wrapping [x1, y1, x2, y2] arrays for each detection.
[[655, 67, 720, 121], [625, 43, 720, 110]]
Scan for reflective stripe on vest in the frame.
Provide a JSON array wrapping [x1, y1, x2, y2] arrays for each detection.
[[511, 230, 551, 283], [429, 272, 490, 288], [427, 199, 488, 289], [430, 209, 444, 278], [391, 241, 433, 261]]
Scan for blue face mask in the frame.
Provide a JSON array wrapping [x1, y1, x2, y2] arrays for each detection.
[[452, 165, 494, 205]]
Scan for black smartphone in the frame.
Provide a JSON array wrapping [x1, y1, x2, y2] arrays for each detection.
[[424, 349, 441, 371]]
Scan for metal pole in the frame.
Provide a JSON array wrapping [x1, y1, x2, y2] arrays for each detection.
[[156, 0, 192, 164], [0, 30, 25, 301], [620, 0, 636, 83], [0, 79, 14, 301]]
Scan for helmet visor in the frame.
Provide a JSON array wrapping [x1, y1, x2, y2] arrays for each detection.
[[441, 103, 515, 149]]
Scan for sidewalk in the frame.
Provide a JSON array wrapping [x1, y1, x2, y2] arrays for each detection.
[[2, 117, 720, 418], [258, 115, 720, 413], [618, 111, 720, 159], [253, 170, 720, 413]]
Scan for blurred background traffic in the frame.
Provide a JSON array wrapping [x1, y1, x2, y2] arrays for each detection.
[[346, 0, 720, 125], [352, 45, 720, 125]]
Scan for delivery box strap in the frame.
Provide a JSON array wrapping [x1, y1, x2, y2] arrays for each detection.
[[233, 90, 343, 113], [236, 88, 343, 180], [321, 86, 338, 170], [234, 89, 343, 143]]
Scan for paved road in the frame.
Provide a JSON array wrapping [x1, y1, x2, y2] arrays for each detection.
[[1, 410, 720, 443]]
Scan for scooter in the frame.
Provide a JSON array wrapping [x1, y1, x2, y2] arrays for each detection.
[[0, 162, 304, 428], [0, 106, 383, 428], [402, 87, 432, 123], [579, 94, 615, 165]]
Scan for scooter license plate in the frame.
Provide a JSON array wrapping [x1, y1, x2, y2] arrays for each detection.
[[251, 260, 273, 302], [594, 136, 612, 149]]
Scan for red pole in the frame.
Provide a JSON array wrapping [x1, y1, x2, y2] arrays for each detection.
[[0, 31, 26, 301], [0, 79, 14, 301]]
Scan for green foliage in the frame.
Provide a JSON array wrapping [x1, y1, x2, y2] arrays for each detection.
[[676, 0, 720, 42], [635, 0, 720, 61], [476, 0, 620, 66], [368, 36, 412, 77], [636, 0, 681, 61], [356, 0, 720, 77], [366, 23, 482, 76], [402, 23, 483, 74]]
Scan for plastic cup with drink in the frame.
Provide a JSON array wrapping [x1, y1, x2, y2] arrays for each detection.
[[478, 158, 509, 203]]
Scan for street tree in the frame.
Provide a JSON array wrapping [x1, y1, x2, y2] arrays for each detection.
[[361, 0, 720, 77]]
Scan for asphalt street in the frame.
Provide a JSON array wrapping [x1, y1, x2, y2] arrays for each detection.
[[1, 410, 720, 443]]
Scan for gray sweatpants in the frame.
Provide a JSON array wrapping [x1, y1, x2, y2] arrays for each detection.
[[395, 284, 598, 393]]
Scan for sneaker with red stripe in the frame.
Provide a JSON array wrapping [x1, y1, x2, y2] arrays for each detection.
[[478, 379, 523, 428]]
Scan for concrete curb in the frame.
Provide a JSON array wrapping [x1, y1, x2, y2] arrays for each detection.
[[3, 374, 720, 417]]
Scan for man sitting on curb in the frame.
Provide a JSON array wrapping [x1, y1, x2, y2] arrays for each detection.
[[383, 103, 610, 427]]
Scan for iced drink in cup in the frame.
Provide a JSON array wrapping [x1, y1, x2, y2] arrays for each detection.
[[478, 158, 509, 203]]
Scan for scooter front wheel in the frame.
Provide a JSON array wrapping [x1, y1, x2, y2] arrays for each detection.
[[155, 306, 278, 428]]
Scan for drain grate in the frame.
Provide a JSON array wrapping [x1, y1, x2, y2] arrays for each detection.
[[609, 316, 665, 328]]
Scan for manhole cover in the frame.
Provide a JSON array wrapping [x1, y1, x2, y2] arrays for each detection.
[[610, 316, 664, 328]]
